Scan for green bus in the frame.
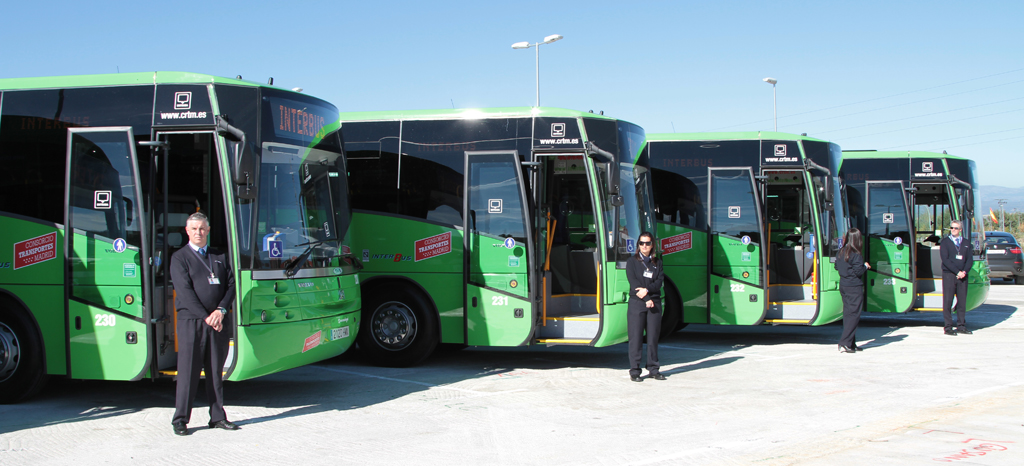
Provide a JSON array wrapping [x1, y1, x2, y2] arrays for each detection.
[[646, 132, 847, 331], [840, 150, 990, 314], [0, 72, 360, 403], [340, 107, 654, 366]]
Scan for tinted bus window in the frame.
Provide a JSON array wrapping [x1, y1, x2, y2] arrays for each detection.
[[398, 118, 530, 224], [344, 121, 401, 215], [0, 87, 152, 224]]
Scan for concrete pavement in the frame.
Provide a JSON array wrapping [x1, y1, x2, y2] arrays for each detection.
[[1, 282, 1021, 465]]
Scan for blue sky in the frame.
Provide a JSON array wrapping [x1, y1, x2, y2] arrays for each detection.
[[3, 1, 1022, 186]]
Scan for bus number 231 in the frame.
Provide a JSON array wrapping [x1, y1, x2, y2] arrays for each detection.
[[491, 296, 509, 306]]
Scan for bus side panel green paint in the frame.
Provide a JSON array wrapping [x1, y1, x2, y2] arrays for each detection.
[[1, 285, 66, 375], [865, 237, 912, 313], [657, 224, 709, 324], [967, 261, 990, 311], [67, 298, 148, 379], [810, 291, 844, 325], [865, 273, 914, 313], [593, 301, 628, 347], [0, 220, 67, 375], [468, 234, 528, 299], [709, 275, 764, 325], [351, 213, 467, 343], [711, 235, 761, 287], [230, 310, 359, 381], [466, 286, 531, 346]]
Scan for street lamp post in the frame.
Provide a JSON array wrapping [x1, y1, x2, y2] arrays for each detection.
[[512, 34, 563, 107], [763, 77, 777, 131]]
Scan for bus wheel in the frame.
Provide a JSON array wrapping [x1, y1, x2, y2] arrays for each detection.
[[357, 287, 438, 367], [0, 307, 48, 404], [659, 283, 683, 339]]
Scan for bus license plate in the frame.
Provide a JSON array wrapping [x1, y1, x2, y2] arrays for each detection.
[[332, 327, 350, 340]]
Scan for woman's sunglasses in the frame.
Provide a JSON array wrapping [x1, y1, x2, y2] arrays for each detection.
[[638, 241, 653, 246]]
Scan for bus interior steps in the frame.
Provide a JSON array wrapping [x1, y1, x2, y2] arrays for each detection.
[[765, 284, 816, 321], [538, 294, 599, 341]]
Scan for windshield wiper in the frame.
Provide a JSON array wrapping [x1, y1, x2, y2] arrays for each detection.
[[284, 238, 335, 277]]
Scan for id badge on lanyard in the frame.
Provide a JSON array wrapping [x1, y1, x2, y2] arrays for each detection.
[[643, 270, 653, 278], [209, 273, 221, 285]]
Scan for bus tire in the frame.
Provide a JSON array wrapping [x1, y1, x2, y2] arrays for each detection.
[[357, 285, 438, 367], [0, 304, 48, 404], [659, 281, 683, 339]]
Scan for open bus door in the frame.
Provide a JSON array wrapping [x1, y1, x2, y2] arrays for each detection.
[[864, 181, 914, 313], [65, 127, 151, 380], [463, 151, 534, 346], [708, 168, 766, 324]]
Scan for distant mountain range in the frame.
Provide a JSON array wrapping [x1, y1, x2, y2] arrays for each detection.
[[980, 185, 1024, 213]]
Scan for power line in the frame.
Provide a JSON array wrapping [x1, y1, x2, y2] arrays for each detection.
[[825, 107, 1024, 140], [705, 67, 1024, 131], [814, 96, 1024, 135], [786, 79, 1024, 129], [878, 127, 1024, 150], [924, 134, 1024, 152]]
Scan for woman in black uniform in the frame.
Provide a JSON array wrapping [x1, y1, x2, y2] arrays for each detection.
[[626, 231, 666, 381], [835, 228, 870, 353]]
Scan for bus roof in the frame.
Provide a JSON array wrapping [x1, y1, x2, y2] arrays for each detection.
[[646, 131, 832, 143], [841, 150, 971, 161], [338, 107, 624, 123], [0, 71, 283, 91]]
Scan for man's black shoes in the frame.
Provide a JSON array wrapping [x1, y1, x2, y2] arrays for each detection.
[[630, 376, 643, 382], [958, 328, 973, 335], [209, 420, 241, 430], [648, 373, 666, 381], [172, 421, 188, 436], [944, 329, 958, 336]]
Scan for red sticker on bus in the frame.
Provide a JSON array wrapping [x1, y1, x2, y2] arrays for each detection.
[[415, 232, 452, 262], [302, 330, 322, 353], [661, 232, 692, 255], [14, 232, 57, 270]]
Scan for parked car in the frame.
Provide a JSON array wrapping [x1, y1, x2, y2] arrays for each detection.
[[985, 231, 1024, 284]]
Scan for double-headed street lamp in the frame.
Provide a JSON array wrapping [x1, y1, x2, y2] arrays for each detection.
[[763, 77, 777, 131], [512, 34, 563, 107]]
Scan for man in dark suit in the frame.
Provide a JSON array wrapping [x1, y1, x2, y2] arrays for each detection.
[[170, 212, 239, 436], [939, 220, 974, 336]]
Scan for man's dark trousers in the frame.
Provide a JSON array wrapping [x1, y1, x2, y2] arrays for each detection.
[[942, 272, 968, 331], [172, 318, 230, 425]]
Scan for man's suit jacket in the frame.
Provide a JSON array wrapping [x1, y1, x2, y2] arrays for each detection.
[[170, 245, 236, 320], [939, 235, 974, 277]]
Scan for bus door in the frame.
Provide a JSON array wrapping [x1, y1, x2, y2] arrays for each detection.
[[532, 153, 601, 343], [864, 181, 914, 313], [65, 127, 151, 380], [149, 131, 228, 373], [463, 151, 534, 346], [708, 168, 766, 325], [762, 169, 818, 322]]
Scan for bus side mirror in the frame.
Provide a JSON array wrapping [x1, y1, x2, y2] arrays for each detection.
[[233, 143, 257, 200], [216, 116, 257, 199]]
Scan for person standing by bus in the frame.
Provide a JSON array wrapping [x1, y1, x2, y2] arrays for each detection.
[[835, 228, 869, 353], [940, 220, 974, 336], [170, 212, 239, 436], [626, 232, 666, 382]]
